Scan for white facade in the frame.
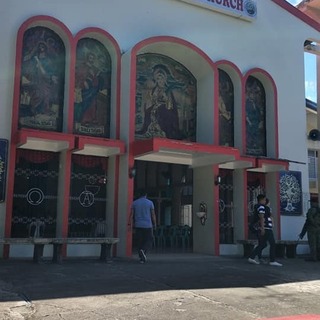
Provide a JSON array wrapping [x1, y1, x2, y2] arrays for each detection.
[[0, 0, 319, 258]]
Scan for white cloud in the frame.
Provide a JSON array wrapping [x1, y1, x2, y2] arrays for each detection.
[[305, 80, 317, 102]]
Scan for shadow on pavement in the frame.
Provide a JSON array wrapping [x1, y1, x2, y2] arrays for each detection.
[[0, 254, 319, 303]]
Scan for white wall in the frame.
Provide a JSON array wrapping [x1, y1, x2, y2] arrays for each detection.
[[1, 0, 319, 254]]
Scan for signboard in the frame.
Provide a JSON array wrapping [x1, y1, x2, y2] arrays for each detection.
[[0, 139, 8, 202], [175, 0, 257, 21]]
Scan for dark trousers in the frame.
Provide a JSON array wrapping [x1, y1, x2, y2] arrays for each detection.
[[249, 229, 276, 262], [307, 230, 320, 260], [135, 228, 154, 254], [255, 232, 263, 259]]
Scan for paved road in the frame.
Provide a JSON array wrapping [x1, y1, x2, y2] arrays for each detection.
[[1, 254, 320, 320]]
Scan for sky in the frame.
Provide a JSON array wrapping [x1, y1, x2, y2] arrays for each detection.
[[286, 0, 317, 102], [287, 0, 300, 4]]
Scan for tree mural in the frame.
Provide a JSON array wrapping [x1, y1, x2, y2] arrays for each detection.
[[279, 171, 302, 215]]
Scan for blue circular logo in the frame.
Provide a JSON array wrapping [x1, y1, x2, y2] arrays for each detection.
[[244, 0, 257, 17]]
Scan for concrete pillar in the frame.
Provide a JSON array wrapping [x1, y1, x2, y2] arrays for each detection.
[[193, 165, 216, 254]]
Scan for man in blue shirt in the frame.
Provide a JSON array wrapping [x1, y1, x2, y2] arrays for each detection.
[[131, 190, 156, 263]]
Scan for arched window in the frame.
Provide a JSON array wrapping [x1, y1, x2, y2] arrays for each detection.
[[135, 53, 197, 141], [245, 76, 266, 156], [19, 26, 65, 132], [74, 38, 112, 138], [218, 69, 234, 147]]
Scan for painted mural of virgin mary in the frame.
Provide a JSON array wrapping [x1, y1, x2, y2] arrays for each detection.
[[136, 64, 182, 139], [135, 54, 197, 141]]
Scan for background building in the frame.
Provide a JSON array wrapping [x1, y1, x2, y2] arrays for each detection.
[[296, 0, 320, 211]]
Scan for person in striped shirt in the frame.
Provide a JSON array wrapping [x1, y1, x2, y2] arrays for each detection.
[[248, 194, 282, 267]]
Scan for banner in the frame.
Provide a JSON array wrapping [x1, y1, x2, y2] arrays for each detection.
[[279, 171, 302, 215], [175, 0, 257, 21], [0, 139, 8, 202]]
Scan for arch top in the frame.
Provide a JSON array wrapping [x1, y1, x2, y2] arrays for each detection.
[[131, 35, 216, 79], [244, 68, 276, 84], [18, 15, 73, 41], [74, 27, 121, 57]]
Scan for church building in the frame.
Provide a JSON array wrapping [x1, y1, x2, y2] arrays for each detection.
[[0, 0, 318, 259]]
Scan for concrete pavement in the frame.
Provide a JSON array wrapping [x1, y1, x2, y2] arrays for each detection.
[[1, 254, 320, 319]]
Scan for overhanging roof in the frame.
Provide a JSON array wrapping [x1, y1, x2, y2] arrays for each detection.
[[219, 156, 255, 170], [132, 138, 240, 168], [73, 136, 125, 157], [247, 158, 289, 173], [15, 129, 74, 152]]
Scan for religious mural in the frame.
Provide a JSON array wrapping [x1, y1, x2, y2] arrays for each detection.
[[245, 76, 266, 156], [219, 69, 234, 147], [19, 27, 65, 131], [74, 38, 111, 138], [279, 171, 302, 215], [135, 54, 197, 141]]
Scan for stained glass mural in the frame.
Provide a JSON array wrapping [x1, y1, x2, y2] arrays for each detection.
[[136, 53, 197, 141], [19, 27, 65, 132], [74, 38, 111, 137], [245, 76, 266, 156], [219, 69, 234, 147]]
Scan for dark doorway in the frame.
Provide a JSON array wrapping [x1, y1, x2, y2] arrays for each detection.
[[247, 172, 266, 240], [132, 161, 193, 253]]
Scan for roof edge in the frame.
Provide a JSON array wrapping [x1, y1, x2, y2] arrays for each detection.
[[272, 0, 320, 32]]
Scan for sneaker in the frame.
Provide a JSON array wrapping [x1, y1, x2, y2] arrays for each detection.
[[139, 249, 147, 263], [269, 261, 282, 267], [248, 258, 260, 265]]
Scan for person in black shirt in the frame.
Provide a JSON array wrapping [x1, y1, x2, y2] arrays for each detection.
[[248, 195, 282, 266]]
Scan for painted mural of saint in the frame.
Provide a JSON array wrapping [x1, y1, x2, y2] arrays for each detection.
[[219, 70, 234, 147], [245, 76, 266, 156], [22, 42, 58, 113], [75, 52, 101, 122], [74, 38, 111, 137], [136, 54, 197, 141], [19, 27, 65, 131]]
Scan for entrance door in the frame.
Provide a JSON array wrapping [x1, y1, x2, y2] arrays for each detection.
[[247, 172, 265, 239], [132, 161, 193, 252]]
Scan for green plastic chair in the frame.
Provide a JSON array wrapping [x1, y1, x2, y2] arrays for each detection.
[[154, 225, 166, 249]]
